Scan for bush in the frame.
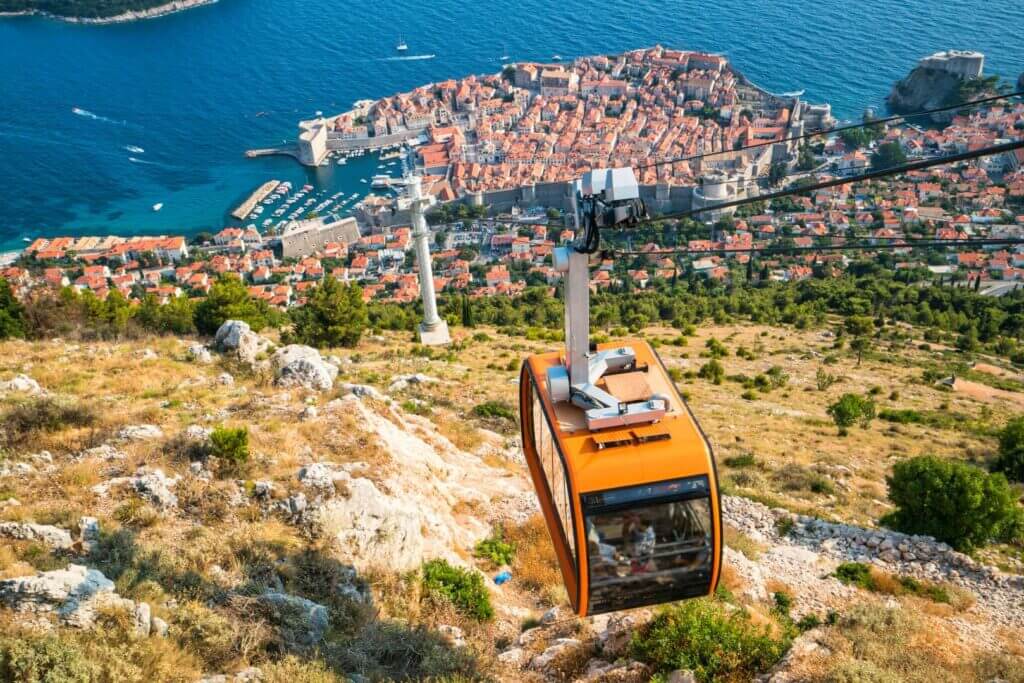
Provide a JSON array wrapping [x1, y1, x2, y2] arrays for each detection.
[[704, 338, 729, 358], [474, 531, 515, 566], [421, 559, 494, 621], [631, 599, 791, 682], [193, 274, 277, 336], [882, 455, 1024, 551], [471, 400, 515, 421], [1, 398, 97, 446], [287, 277, 367, 349], [0, 634, 96, 683], [994, 416, 1024, 482], [826, 393, 876, 435], [208, 426, 249, 477], [0, 277, 26, 340], [698, 359, 724, 385], [724, 453, 758, 468]]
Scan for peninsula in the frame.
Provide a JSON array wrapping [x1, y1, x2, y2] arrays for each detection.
[[0, 0, 215, 23]]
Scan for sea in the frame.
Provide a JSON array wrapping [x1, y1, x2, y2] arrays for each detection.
[[0, 0, 1022, 252]]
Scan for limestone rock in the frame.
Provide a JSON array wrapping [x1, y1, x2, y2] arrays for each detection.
[[0, 522, 74, 549], [531, 638, 583, 671], [186, 343, 213, 364], [117, 424, 164, 442], [437, 624, 466, 648], [133, 601, 152, 637], [132, 468, 179, 509], [314, 476, 425, 572], [0, 374, 44, 395], [388, 373, 440, 392], [0, 564, 119, 628], [271, 345, 337, 391], [214, 320, 264, 364], [217, 372, 235, 386], [79, 517, 100, 550], [152, 616, 169, 637], [666, 671, 698, 683], [497, 647, 527, 666], [259, 591, 329, 646], [339, 383, 385, 401]]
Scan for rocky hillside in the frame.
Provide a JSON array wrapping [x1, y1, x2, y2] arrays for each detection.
[[0, 321, 1022, 682]]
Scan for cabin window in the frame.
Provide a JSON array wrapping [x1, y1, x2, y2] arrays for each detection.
[[531, 382, 577, 566], [582, 476, 713, 614]]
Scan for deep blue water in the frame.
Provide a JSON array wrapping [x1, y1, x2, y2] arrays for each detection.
[[1, 0, 1022, 251]]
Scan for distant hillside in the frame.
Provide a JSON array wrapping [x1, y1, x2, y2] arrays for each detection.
[[0, 0, 213, 22]]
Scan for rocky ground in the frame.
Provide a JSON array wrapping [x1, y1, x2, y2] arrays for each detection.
[[0, 321, 1022, 681]]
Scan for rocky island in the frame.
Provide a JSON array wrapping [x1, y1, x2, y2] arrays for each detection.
[[0, 0, 216, 24]]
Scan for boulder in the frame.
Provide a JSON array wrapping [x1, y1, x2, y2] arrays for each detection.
[[0, 564, 121, 628], [79, 444, 127, 461], [117, 424, 164, 442], [217, 372, 235, 386], [133, 601, 152, 637], [79, 517, 100, 550], [214, 320, 264, 364], [298, 462, 348, 494], [0, 374, 44, 395], [497, 647, 528, 666], [0, 522, 74, 549], [271, 345, 337, 391], [388, 373, 440, 392], [259, 592, 329, 646], [186, 343, 214, 364]]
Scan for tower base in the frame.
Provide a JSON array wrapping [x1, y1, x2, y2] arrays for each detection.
[[418, 320, 451, 346]]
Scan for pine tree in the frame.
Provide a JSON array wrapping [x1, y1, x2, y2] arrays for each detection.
[[0, 277, 26, 340]]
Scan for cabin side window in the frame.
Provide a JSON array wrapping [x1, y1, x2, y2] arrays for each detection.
[[531, 384, 577, 567]]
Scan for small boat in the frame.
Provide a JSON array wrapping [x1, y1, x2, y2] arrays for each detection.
[[22, 237, 31, 243], [360, 178, 368, 183], [152, 203, 163, 212], [396, 36, 408, 52], [552, 54, 562, 62], [125, 145, 145, 154], [500, 44, 510, 61]]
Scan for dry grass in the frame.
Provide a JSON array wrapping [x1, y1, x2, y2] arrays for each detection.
[[506, 515, 565, 606], [724, 522, 768, 560]]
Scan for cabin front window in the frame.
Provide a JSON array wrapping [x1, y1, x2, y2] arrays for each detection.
[[582, 476, 713, 614]]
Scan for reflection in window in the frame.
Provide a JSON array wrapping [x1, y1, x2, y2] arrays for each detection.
[[532, 385, 576, 565], [585, 495, 712, 614]]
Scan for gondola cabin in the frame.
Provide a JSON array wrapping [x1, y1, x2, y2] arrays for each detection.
[[519, 340, 722, 615]]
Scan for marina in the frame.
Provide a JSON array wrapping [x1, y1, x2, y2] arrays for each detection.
[[231, 180, 280, 220]]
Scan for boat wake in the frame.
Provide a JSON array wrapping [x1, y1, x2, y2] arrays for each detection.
[[72, 107, 128, 126], [128, 156, 159, 166], [381, 54, 436, 61]]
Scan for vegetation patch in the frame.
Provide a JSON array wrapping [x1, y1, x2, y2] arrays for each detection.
[[421, 559, 494, 621], [882, 455, 1024, 551], [473, 530, 515, 566], [631, 598, 792, 682], [832, 562, 971, 607], [1, 397, 96, 446], [471, 400, 515, 421]]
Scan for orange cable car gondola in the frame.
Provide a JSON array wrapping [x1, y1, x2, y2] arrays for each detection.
[[518, 168, 722, 616]]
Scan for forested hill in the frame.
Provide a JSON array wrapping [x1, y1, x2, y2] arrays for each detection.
[[0, 0, 191, 19]]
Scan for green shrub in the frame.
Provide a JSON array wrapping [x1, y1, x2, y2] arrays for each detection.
[[994, 416, 1024, 482], [826, 393, 876, 435], [704, 338, 729, 358], [724, 453, 758, 468], [208, 426, 249, 477], [474, 532, 515, 566], [833, 562, 873, 589], [471, 400, 515, 421], [0, 634, 96, 683], [631, 599, 791, 682], [740, 389, 758, 401], [287, 277, 367, 349], [193, 274, 277, 336], [882, 455, 1024, 551], [698, 359, 724, 385], [0, 277, 26, 340], [421, 559, 494, 621]]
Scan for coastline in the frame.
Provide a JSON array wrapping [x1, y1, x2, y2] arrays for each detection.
[[0, 0, 216, 24]]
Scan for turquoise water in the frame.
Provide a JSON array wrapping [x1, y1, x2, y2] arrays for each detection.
[[1, 0, 1022, 251]]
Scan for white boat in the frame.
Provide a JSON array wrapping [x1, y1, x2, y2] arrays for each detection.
[[500, 44, 510, 61], [152, 203, 163, 212], [360, 178, 368, 183], [125, 145, 145, 154], [22, 237, 31, 242], [552, 54, 562, 61], [396, 35, 408, 51]]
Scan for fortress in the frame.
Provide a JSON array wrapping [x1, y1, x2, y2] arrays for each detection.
[[918, 50, 985, 79]]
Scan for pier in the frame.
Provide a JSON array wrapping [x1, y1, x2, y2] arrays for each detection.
[[245, 145, 300, 160], [231, 179, 280, 220]]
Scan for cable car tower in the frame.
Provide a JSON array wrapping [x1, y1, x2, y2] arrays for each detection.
[[519, 167, 721, 616]]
